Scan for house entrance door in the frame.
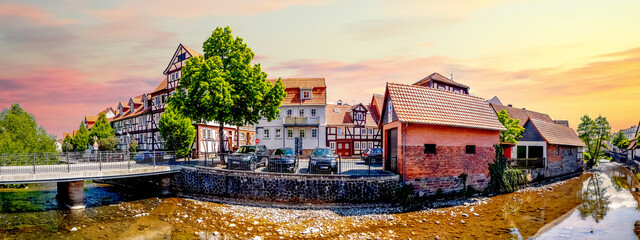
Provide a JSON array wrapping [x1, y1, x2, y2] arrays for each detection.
[[386, 128, 398, 173], [336, 141, 351, 156]]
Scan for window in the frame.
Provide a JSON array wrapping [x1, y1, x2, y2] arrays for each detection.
[[311, 108, 317, 117], [177, 53, 187, 62], [299, 108, 305, 117], [311, 128, 318, 138], [338, 143, 342, 149], [287, 129, 293, 138], [299, 129, 305, 138], [275, 129, 282, 138], [354, 142, 360, 150], [517, 146, 527, 158], [330, 142, 335, 150], [361, 128, 367, 135], [337, 128, 342, 134], [465, 145, 476, 154], [369, 142, 373, 149], [529, 146, 544, 158], [424, 144, 436, 154], [287, 109, 292, 117], [264, 129, 270, 139], [302, 90, 311, 99], [569, 147, 573, 155]]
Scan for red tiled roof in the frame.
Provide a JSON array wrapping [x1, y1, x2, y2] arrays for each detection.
[[628, 139, 637, 150], [413, 72, 469, 89], [528, 119, 586, 147], [150, 77, 168, 95], [85, 115, 98, 123], [326, 104, 378, 127], [98, 107, 114, 115], [491, 104, 553, 126], [385, 83, 505, 131], [267, 78, 326, 106], [183, 44, 202, 57]]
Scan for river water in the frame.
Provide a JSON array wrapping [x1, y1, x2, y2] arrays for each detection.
[[0, 161, 638, 239]]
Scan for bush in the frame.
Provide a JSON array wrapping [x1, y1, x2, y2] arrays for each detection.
[[394, 184, 414, 204], [129, 140, 138, 153], [488, 144, 524, 193], [98, 136, 118, 151]]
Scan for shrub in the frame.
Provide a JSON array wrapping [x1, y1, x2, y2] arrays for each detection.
[[97, 136, 118, 151], [488, 144, 524, 193], [394, 184, 414, 204]]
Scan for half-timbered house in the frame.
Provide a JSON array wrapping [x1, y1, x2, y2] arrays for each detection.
[[326, 95, 382, 157]]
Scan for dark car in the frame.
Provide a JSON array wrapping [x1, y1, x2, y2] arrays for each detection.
[[308, 147, 339, 174], [361, 148, 383, 164], [228, 145, 269, 171], [267, 148, 298, 173]]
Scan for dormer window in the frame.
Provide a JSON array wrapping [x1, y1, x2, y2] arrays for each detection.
[[144, 99, 148, 109], [301, 89, 312, 100]]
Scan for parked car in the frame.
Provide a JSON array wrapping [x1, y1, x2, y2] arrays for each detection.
[[82, 149, 97, 159], [361, 148, 383, 164], [228, 145, 269, 171], [134, 151, 153, 162], [108, 152, 125, 161], [267, 148, 298, 173], [308, 147, 339, 174]]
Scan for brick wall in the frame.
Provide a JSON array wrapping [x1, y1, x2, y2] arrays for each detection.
[[382, 124, 499, 196], [544, 145, 582, 178]]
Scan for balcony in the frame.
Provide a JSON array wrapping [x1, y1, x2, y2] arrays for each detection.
[[509, 158, 545, 169], [283, 117, 319, 127]]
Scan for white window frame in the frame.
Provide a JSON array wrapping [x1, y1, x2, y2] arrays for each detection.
[[368, 129, 373, 135], [287, 109, 292, 117], [354, 142, 360, 150], [299, 108, 305, 117], [302, 90, 312, 100], [330, 142, 336, 150], [361, 128, 366, 135], [275, 128, 282, 138], [368, 142, 373, 149], [264, 129, 270, 139]]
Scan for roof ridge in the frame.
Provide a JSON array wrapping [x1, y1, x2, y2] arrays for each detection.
[[389, 82, 484, 100]]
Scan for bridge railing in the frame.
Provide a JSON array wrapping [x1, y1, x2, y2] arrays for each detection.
[[0, 151, 176, 175]]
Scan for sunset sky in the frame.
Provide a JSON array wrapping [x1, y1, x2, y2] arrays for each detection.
[[1, 0, 639, 139]]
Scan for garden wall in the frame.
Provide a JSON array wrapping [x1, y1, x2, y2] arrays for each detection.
[[171, 167, 401, 203]]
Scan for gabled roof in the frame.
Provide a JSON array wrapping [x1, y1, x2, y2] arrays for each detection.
[[163, 43, 202, 75], [382, 83, 505, 131], [372, 94, 383, 114], [628, 139, 637, 150], [98, 107, 114, 115], [491, 104, 553, 126], [268, 78, 327, 106], [326, 104, 377, 127], [526, 118, 586, 147], [413, 72, 469, 90], [85, 115, 98, 123], [150, 77, 168, 95], [487, 96, 503, 106]]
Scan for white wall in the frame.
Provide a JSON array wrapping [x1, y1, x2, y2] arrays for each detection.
[[255, 105, 326, 150]]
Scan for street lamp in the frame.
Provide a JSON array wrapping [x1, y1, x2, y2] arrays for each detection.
[[126, 133, 130, 161]]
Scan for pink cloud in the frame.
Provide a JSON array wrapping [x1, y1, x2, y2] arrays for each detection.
[[0, 65, 163, 139], [0, 2, 75, 26]]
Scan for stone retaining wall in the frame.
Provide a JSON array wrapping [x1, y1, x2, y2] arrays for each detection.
[[171, 167, 401, 203]]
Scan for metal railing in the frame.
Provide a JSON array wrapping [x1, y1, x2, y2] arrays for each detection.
[[216, 153, 387, 175], [509, 158, 545, 169], [0, 151, 176, 176]]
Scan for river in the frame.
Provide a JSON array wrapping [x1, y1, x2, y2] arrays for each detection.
[[0, 161, 638, 239]]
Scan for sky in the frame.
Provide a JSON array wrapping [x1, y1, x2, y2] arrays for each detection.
[[1, 0, 639, 139]]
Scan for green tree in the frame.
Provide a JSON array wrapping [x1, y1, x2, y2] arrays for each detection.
[[159, 105, 196, 157], [129, 139, 138, 153], [97, 136, 118, 151], [90, 113, 114, 140], [62, 135, 74, 152], [619, 139, 631, 150], [496, 110, 525, 143], [169, 26, 286, 158], [611, 130, 628, 150], [72, 122, 90, 151], [488, 144, 524, 193], [0, 103, 57, 154], [577, 115, 611, 168]]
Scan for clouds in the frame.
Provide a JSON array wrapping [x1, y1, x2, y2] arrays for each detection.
[[0, 2, 76, 26]]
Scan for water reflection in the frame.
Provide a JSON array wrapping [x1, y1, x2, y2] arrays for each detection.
[[577, 174, 611, 223], [535, 162, 640, 239]]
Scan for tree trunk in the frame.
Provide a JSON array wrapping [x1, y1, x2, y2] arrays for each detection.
[[219, 122, 225, 165]]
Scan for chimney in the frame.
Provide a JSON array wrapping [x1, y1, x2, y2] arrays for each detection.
[[507, 104, 513, 107], [522, 108, 526, 110], [337, 100, 342, 106]]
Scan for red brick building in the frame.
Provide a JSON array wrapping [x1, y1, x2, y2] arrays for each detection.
[[379, 81, 505, 195]]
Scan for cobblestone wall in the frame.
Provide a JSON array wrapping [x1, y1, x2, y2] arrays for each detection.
[[171, 167, 401, 203]]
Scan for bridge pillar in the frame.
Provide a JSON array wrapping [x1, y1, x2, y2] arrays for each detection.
[[57, 181, 85, 209], [160, 176, 171, 196]]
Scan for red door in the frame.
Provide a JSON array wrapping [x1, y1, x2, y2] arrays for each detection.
[[337, 141, 351, 156]]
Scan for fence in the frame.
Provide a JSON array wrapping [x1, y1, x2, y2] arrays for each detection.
[[509, 158, 545, 169], [0, 150, 176, 175], [212, 153, 387, 176]]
